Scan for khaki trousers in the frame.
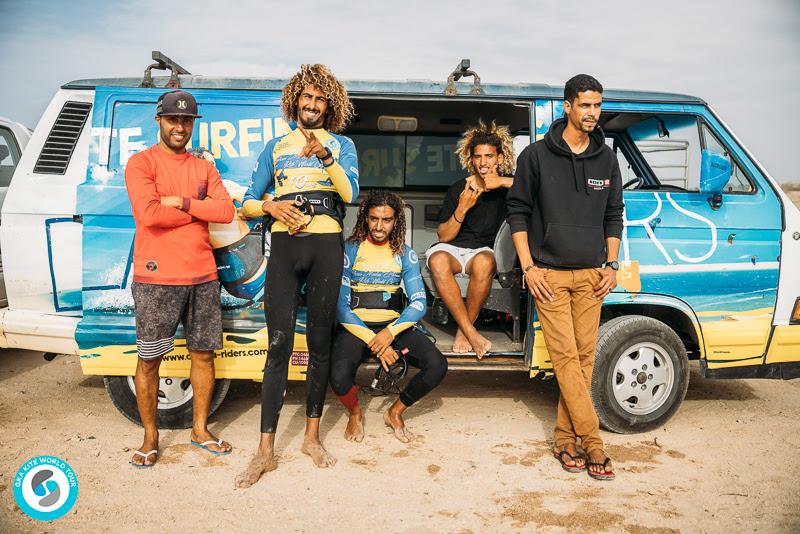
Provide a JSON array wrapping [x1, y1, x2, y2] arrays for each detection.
[[535, 268, 604, 453]]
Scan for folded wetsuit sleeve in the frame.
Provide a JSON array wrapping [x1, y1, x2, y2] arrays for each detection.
[[336, 241, 375, 345], [326, 134, 360, 204], [184, 163, 236, 223], [387, 247, 427, 338], [603, 156, 624, 239], [125, 153, 193, 228], [506, 146, 540, 234], [241, 139, 277, 218]]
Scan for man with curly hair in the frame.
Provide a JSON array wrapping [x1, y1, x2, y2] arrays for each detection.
[[330, 190, 446, 443], [426, 121, 514, 358], [236, 64, 358, 488]]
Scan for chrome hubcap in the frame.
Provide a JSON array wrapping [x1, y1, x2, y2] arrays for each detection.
[[612, 342, 674, 415], [127, 376, 194, 410]]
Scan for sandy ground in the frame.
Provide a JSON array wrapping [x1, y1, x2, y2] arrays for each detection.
[[1, 349, 799, 533], [2, 191, 799, 533]]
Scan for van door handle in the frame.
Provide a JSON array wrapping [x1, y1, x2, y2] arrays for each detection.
[[648, 217, 661, 230], [72, 215, 83, 224]]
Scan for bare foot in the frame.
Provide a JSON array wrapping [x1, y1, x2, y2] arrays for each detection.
[[345, 412, 365, 442], [191, 429, 232, 453], [301, 439, 337, 468], [383, 410, 414, 443], [130, 434, 159, 467], [452, 329, 473, 353], [467, 331, 492, 359], [235, 453, 277, 488]]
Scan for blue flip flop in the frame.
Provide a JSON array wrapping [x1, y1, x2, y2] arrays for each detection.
[[191, 439, 232, 456], [129, 449, 158, 469]]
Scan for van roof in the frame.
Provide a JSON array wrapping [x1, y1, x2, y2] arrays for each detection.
[[63, 76, 706, 105]]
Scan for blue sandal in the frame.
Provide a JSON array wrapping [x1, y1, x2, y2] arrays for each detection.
[[191, 439, 232, 456]]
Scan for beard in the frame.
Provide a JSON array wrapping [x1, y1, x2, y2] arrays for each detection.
[[299, 108, 324, 129]]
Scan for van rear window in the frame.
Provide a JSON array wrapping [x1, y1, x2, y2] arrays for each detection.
[[351, 134, 461, 189]]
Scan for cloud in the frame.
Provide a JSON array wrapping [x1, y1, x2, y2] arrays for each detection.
[[0, 0, 798, 180]]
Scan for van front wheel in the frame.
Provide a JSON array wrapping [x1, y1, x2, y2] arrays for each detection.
[[103, 376, 231, 429], [591, 315, 689, 434]]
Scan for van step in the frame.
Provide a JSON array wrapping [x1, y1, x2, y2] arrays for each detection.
[[444, 353, 528, 371]]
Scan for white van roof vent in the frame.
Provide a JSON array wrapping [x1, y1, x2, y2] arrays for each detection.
[[33, 101, 92, 175]]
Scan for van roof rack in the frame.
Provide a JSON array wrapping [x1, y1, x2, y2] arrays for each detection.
[[444, 59, 483, 96], [140, 51, 191, 89]]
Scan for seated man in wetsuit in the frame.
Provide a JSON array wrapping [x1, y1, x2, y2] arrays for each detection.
[[426, 121, 515, 358], [331, 190, 448, 443]]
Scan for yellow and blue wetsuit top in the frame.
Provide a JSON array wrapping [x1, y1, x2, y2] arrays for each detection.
[[241, 125, 359, 233], [337, 238, 427, 345]]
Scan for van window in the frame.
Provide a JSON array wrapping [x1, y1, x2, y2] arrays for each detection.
[[0, 127, 21, 187], [629, 115, 701, 190], [351, 134, 461, 189], [602, 113, 754, 193]]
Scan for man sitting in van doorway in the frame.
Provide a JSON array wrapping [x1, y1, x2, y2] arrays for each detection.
[[331, 190, 447, 443], [507, 74, 623, 480], [426, 121, 514, 358], [124, 90, 236, 467]]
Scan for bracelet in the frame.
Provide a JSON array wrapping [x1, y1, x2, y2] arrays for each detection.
[[322, 157, 336, 168], [524, 263, 535, 273], [453, 213, 463, 223]]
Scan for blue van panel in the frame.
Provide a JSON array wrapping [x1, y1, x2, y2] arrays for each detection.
[[531, 99, 781, 368]]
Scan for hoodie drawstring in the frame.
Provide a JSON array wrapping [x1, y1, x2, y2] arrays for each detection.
[[570, 154, 579, 193]]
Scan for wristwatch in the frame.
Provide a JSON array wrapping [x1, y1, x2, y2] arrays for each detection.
[[318, 147, 333, 164], [605, 260, 620, 271]]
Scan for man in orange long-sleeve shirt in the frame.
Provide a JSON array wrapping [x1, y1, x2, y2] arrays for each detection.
[[124, 90, 235, 468]]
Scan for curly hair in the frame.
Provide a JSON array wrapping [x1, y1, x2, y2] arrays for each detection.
[[348, 190, 407, 255], [456, 120, 515, 177], [281, 64, 354, 133]]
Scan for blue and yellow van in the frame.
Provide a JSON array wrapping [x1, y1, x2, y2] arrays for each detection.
[[2, 55, 798, 431]]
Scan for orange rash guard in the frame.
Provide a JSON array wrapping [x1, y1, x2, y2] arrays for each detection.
[[124, 145, 235, 285]]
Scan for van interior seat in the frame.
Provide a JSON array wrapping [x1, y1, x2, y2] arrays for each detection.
[[420, 221, 522, 342]]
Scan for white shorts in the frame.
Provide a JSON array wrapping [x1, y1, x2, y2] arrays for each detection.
[[425, 243, 494, 275]]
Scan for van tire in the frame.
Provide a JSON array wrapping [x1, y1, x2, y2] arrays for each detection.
[[103, 376, 231, 429], [591, 315, 689, 434]]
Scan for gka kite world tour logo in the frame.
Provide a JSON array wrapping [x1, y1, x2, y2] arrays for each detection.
[[13, 456, 78, 521]]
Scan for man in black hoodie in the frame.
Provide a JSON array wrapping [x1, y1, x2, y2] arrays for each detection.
[[506, 74, 623, 481]]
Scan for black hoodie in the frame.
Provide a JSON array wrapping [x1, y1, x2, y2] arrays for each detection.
[[506, 118, 624, 269]]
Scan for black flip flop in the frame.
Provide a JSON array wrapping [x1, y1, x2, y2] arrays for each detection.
[[587, 457, 615, 481], [553, 450, 585, 473]]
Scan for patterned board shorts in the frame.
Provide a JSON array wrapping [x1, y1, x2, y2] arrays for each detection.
[[131, 280, 223, 360]]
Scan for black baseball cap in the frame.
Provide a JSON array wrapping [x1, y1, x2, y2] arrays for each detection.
[[156, 90, 202, 118]]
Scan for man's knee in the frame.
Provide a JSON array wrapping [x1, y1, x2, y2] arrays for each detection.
[[427, 252, 455, 276], [425, 353, 449, 384], [468, 252, 496, 280], [329, 363, 355, 396], [189, 350, 215, 365], [137, 357, 161, 376]]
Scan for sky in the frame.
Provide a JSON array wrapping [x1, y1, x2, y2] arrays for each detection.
[[0, 0, 798, 182]]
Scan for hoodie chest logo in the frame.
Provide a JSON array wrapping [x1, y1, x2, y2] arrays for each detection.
[[587, 178, 610, 191]]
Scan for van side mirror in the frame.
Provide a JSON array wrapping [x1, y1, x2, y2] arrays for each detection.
[[700, 149, 731, 210]]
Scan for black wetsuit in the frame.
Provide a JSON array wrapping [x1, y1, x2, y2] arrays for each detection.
[[242, 126, 359, 433]]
